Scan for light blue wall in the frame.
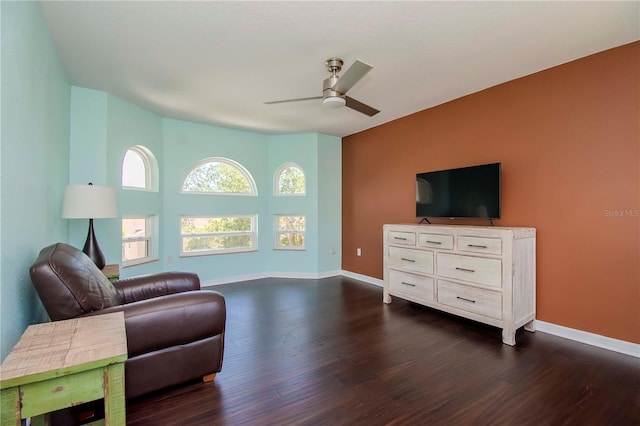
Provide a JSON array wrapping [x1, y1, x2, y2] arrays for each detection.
[[0, 2, 70, 360], [317, 134, 342, 272], [68, 87, 110, 258], [107, 94, 164, 277], [69, 88, 166, 277], [267, 134, 320, 273], [69, 87, 107, 184], [162, 118, 269, 280]]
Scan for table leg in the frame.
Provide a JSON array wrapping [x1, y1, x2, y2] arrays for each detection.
[[0, 387, 21, 426], [104, 363, 126, 425]]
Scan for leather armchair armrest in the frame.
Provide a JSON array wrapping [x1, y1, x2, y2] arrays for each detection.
[[82, 290, 225, 358], [113, 271, 200, 304]]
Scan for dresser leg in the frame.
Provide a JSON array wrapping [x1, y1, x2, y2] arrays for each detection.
[[383, 292, 392, 304], [524, 320, 536, 333], [502, 328, 516, 346]]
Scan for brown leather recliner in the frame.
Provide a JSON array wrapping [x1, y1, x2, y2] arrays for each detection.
[[29, 242, 225, 399]]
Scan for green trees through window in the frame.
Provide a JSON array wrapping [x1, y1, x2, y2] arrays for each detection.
[[275, 215, 305, 249], [182, 159, 256, 194], [275, 163, 305, 195], [180, 216, 257, 255]]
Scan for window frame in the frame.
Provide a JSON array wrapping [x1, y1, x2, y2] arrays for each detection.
[[181, 157, 258, 196], [122, 145, 159, 192], [274, 214, 306, 251], [122, 215, 158, 267], [274, 162, 306, 196], [180, 214, 258, 257]]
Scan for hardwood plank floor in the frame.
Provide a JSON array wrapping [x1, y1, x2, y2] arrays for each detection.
[[126, 277, 639, 425]]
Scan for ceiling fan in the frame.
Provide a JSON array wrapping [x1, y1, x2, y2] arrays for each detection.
[[265, 58, 380, 117]]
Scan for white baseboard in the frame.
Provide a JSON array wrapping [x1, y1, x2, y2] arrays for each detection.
[[201, 270, 639, 358], [201, 272, 271, 287], [201, 270, 342, 287], [270, 270, 342, 280], [340, 270, 383, 287], [535, 320, 639, 358]]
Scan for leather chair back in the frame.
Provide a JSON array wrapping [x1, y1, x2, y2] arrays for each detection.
[[30, 243, 123, 321]]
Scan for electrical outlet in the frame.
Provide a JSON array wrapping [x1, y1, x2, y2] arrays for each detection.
[[167, 256, 173, 263], [356, 248, 362, 256], [330, 246, 336, 255]]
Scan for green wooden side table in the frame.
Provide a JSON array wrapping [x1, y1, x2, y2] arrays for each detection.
[[0, 312, 127, 425]]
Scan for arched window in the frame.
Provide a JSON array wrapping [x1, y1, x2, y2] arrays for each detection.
[[122, 145, 158, 191], [181, 158, 257, 195], [274, 163, 305, 195]]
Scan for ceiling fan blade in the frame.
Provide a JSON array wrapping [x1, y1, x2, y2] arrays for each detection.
[[333, 60, 373, 95], [265, 96, 322, 105], [345, 96, 380, 117]]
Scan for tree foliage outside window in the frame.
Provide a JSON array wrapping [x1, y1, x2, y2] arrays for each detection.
[[182, 159, 256, 194], [276, 163, 305, 195], [275, 215, 305, 250], [181, 216, 257, 255]]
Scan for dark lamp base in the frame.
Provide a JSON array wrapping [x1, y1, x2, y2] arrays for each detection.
[[83, 218, 106, 270]]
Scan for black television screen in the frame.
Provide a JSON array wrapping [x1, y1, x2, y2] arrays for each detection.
[[416, 163, 501, 219]]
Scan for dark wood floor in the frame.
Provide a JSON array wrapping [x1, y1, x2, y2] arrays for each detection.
[[126, 277, 639, 425]]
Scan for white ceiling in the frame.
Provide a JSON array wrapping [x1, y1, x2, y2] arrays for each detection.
[[40, 1, 639, 137]]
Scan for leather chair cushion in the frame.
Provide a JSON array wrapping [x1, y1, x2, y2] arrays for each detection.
[[30, 243, 123, 320], [120, 291, 225, 357], [114, 271, 201, 304]]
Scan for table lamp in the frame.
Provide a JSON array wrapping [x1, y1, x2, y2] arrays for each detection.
[[62, 183, 117, 269]]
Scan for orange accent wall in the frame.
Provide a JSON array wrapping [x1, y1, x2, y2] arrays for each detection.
[[342, 41, 640, 344]]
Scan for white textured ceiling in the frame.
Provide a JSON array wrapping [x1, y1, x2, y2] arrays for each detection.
[[40, 1, 639, 137]]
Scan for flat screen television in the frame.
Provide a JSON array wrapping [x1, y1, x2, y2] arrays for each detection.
[[416, 163, 501, 219]]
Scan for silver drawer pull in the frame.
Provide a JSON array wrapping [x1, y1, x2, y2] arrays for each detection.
[[401, 257, 416, 263], [457, 296, 476, 303], [394, 237, 407, 241], [467, 244, 488, 249], [426, 241, 442, 245], [455, 267, 475, 273], [401, 282, 416, 287]]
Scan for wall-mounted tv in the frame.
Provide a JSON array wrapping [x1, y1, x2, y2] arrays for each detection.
[[416, 163, 501, 219]]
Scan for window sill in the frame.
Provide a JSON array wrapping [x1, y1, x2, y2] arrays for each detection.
[[180, 248, 258, 257], [122, 186, 157, 193], [274, 247, 306, 251], [123, 257, 159, 268]]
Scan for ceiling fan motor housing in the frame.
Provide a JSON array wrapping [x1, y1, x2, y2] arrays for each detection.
[[322, 72, 346, 107]]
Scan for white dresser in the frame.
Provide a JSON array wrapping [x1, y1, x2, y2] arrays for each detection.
[[383, 224, 536, 345]]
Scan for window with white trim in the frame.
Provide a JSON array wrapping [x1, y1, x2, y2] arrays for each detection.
[[180, 215, 257, 256], [182, 158, 257, 195], [122, 146, 158, 191], [122, 216, 157, 266], [274, 163, 305, 195], [274, 215, 305, 250]]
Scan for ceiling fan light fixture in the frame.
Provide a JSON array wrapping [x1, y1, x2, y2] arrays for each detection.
[[322, 96, 346, 108]]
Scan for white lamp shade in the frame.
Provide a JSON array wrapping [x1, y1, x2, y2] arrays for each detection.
[[62, 184, 117, 219]]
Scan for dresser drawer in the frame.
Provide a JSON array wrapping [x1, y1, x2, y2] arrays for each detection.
[[389, 269, 434, 301], [388, 231, 416, 246], [437, 280, 502, 319], [418, 233, 454, 250], [458, 236, 502, 255], [388, 246, 433, 274], [436, 253, 502, 287]]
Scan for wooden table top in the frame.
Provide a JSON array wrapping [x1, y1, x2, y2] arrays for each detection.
[[0, 312, 127, 389]]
